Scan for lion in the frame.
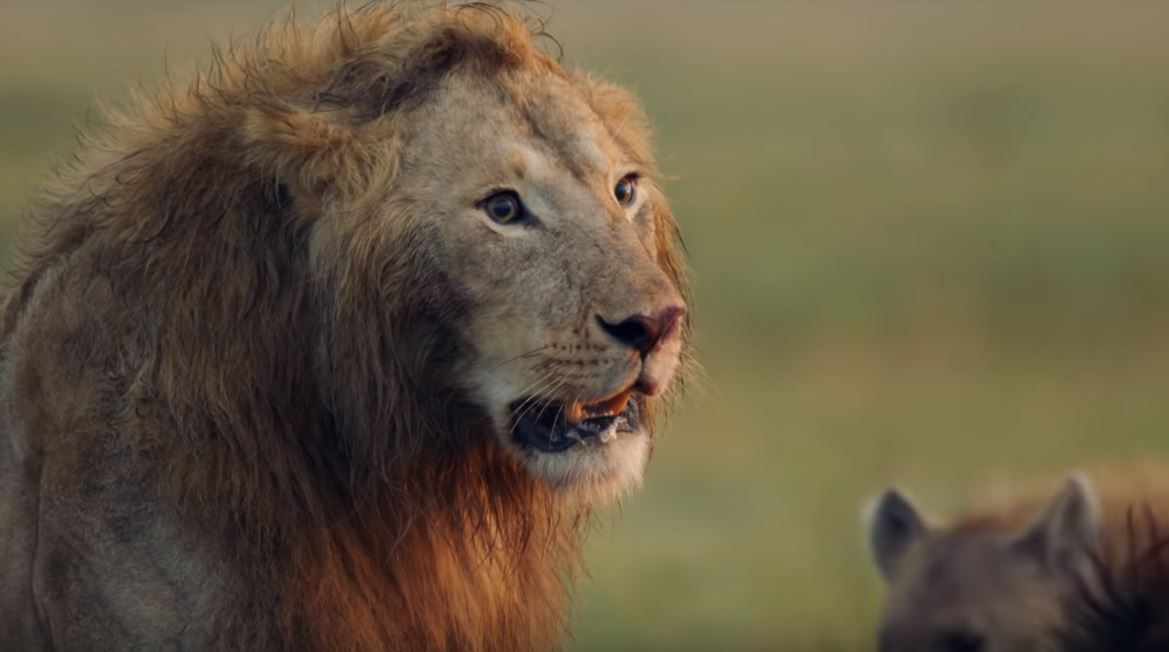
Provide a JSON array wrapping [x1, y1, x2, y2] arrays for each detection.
[[0, 3, 690, 650], [866, 466, 1169, 652]]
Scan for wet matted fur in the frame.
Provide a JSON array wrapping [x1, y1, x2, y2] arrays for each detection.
[[0, 3, 690, 650]]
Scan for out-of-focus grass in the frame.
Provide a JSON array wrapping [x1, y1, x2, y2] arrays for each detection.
[[3, 2, 1169, 650]]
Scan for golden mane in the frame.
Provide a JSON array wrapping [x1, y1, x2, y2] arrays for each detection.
[[2, 3, 689, 650]]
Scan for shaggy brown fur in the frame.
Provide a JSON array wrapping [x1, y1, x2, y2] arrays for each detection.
[[0, 3, 689, 650]]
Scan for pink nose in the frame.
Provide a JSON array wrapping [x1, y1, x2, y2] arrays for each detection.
[[596, 305, 685, 357]]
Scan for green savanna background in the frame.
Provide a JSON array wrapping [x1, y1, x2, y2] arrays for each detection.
[[3, 1, 1168, 650]]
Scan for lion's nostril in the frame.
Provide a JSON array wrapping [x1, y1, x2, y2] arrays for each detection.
[[598, 316, 654, 353], [596, 305, 685, 356]]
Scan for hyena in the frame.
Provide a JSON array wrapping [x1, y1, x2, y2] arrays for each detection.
[[865, 468, 1169, 652]]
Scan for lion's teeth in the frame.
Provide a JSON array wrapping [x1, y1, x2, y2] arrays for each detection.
[[598, 428, 617, 444], [565, 429, 583, 442], [564, 402, 586, 423]]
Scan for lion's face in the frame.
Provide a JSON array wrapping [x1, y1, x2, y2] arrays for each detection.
[[391, 68, 685, 500]]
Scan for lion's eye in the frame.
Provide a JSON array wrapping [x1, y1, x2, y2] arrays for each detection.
[[482, 191, 522, 224], [614, 175, 638, 208]]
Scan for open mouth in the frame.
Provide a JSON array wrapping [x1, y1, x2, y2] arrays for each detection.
[[510, 390, 641, 454]]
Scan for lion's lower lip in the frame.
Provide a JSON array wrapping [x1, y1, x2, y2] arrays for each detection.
[[510, 393, 640, 453]]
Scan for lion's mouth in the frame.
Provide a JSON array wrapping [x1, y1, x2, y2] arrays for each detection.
[[509, 390, 641, 454]]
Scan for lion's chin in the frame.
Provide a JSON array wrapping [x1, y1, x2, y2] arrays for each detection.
[[517, 430, 651, 505]]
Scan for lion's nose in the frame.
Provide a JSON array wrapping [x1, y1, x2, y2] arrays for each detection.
[[596, 305, 685, 357]]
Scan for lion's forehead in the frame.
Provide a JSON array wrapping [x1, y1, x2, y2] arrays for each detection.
[[414, 68, 617, 181], [517, 79, 617, 175]]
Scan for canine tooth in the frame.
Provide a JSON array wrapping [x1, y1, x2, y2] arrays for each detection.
[[564, 401, 585, 424], [598, 428, 617, 444], [584, 391, 632, 418], [565, 429, 583, 442], [608, 392, 631, 416]]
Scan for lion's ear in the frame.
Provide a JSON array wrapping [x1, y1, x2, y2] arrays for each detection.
[[240, 101, 388, 200]]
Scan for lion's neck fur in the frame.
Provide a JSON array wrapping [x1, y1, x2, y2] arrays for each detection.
[[287, 445, 584, 652]]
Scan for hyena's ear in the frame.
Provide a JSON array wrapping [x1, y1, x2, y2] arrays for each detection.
[[240, 100, 390, 202], [1013, 475, 1101, 578], [866, 489, 928, 583]]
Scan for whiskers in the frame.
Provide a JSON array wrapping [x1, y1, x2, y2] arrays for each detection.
[[507, 369, 568, 438], [493, 345, 553, 371], [486, 346, 572, 439]]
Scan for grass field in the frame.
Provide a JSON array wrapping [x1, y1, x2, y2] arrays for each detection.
[[3, 2, 1169, 650]]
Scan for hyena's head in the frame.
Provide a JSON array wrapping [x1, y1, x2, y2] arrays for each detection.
[[865, 477, 1101, 652]]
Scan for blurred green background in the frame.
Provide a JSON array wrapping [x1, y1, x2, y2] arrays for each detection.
[[3, 1, 1168, 650]]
